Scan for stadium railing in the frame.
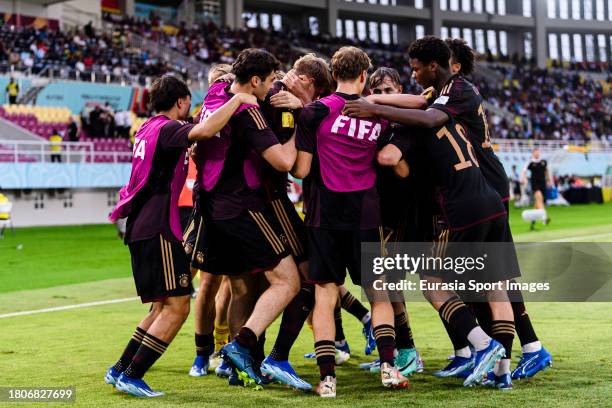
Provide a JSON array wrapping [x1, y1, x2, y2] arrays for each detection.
[[0, 140, 132, 164], [495, 139, 612, 153]]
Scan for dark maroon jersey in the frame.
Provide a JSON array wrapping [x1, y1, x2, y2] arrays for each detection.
[[431, 74, 510, 202], [125, 118, 192, 243]]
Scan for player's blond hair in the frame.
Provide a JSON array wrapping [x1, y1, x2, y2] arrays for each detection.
[[293, 53, 333, 95], [207, 64, 232, 85], [330, 46, 372, 81]]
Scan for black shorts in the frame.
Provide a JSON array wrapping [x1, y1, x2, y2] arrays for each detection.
[[183, 208, 207, 271], [531, 181, 546, 194], [204, 206, 290, 276], [180, 206, 192, 232], [269, 197, 307, 264], [307, 226, 383, 286], [428, 215, 520, 284], [128, 234, 193, 303]]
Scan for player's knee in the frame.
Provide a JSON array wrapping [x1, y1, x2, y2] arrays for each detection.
[[284, 275, 300, 298], [165, 297, 191, 321]]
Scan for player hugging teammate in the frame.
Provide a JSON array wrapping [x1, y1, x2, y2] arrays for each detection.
[[106, 37, 551, 398]]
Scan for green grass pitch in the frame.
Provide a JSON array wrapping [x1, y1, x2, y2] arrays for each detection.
[[1, 203, 611, 407]]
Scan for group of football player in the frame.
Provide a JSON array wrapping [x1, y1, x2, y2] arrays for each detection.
[[105, 35, 552, 398]]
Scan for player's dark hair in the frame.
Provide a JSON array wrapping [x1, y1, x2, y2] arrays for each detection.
[[232, 48, 281, 84], [149, 75, 191, 112], [331, 46, 372, 81], [446, 38, 475, 76], [368, 67, 401, 89], [408, 36, 451, 69]]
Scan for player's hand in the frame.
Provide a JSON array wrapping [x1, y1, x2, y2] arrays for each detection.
[[237, 93, 258, 106], [270, 90, 303, 109], [343, 98, 376, 118], [420, 86, 437, 103], [365, 94, 379, 104], [217, 73, 235, 83], [283, 70, 313, 104]]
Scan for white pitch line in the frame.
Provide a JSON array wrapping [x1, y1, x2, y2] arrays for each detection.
[[0, 297, 139, 319], [545, 232, 612, 242]]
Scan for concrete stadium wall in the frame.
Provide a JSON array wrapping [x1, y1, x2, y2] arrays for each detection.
[[3, 188, 118, 228]]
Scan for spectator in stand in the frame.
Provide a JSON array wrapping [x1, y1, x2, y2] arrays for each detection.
[[49, 129, 63, 162], [67, 118, 79, 142], [5, 78, 18, 104]]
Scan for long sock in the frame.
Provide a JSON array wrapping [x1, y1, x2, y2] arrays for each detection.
[[213, 324, 230, 352], [113, 327, 146, 372], [334, 306, 345, 342], [124, 333, 168, 379], [491, 320, 515, 376], [439, 296, 489, 351], [270, 283, 314, 361], [490, 320, 515, 359], [235, 326, 257, 352], [341, 291, 369, 322], [195, 332, 214, 357], [511, 301, 540, 349], [440, 316, 470, 352], [315, 340, 336, 380], [471, 302, 493, 335], [394, 311, 415, 349], [252, 331, 266, 367], [373, 324, 395, 365]]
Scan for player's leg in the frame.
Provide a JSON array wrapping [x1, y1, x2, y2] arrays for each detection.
[[263, 261, 315, 391], [119, 294, 191, 390], [112, 235, 193, 397], [355, 227, 408, 389], [510, 290, 552, 379], [332, 296, 351, 363], [422, 276, 505, 387], [227, 273, 258, 337], [211, 276, 231, 374], [313, 282, 339, 398], [265, 197, 317, 385], [338, 285, 375, 355], [213, 277, 231, 349], [306, 227, 348, 397], [190, 271, 221, 376], [225, 256, 299, 385], [391, 301, 422, 376], [238, 255, 300, 337], [106, 302, 162, 384]]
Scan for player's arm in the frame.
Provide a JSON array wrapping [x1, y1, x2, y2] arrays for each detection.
[[187, 93, 257, 142], [366, 94, 428, 109], [545, 163, 553, 187], [242, 107, 296, 172], [269, 90, 304, 109], [292, 102, 322, 179], [344, 99, 448, 129], [261, 132, 297, 172], [520, 164, 529, 185]]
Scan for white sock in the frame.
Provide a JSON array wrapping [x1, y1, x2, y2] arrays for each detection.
[[494, 358, 511, 376], [335, 340, 346, 348], [361, 312, 371, 325], [467, 327, 491, 351], [455, 346, 471, 358], [522, 340, 542, 354]]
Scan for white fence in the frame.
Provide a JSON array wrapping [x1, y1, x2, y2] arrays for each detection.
[[0, 140, 132, 164]]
